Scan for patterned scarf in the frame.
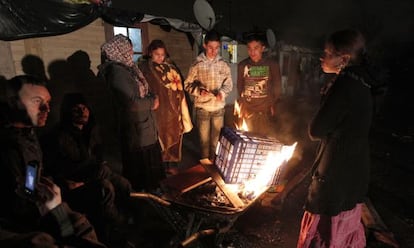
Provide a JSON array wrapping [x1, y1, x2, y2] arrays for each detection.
[[101, 34, 149, 98]]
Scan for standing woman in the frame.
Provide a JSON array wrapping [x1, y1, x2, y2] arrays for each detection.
[[98, 34, 165, 192], [297, 29, 373, 248], [138, 40, 192, 174]]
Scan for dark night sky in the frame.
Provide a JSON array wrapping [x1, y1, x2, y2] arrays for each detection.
[[113, 0, 414, 123], [112, 0, 414, 50]]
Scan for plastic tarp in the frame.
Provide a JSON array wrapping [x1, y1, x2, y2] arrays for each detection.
[[0, 0, 147, 41], [0, 0, 202, 41]]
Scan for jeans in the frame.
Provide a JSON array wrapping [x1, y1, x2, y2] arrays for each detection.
[[196, 107, 225, 160]]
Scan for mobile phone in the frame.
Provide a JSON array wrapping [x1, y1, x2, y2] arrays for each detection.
[[24, 160, 40, 197]]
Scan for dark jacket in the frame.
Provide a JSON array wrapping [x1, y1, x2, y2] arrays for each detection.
[[0, 126, 105, 247], [237, 56, 281, 115], [41, 123, 103, 183], [305, 66, 373, 216], [41, 93, 102, 183], [98, 62, 158, 150]]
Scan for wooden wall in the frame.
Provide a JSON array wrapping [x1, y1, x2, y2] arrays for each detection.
[[0, 20, 196, 80]]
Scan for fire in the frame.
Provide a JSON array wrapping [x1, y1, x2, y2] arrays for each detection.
[[225, 101, 299, 201], [234, 100, 241, 117], [238, 119, 248, 131], [234, 100, 249, 131], [234, 142, 297, 199]]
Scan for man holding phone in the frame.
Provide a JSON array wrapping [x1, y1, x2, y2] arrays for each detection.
[[24, 160, 40, 198], [0, 75, 106, 247]]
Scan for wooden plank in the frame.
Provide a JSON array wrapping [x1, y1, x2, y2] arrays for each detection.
[[201, 164, 245, 208], [161, 164, 212, 194]]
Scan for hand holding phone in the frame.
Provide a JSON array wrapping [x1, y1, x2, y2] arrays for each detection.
[[17, 161, 62, 215], [24, 160, 40, 198]]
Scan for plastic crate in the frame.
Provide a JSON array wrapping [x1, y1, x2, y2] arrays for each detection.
[[214, 127, 286, 186]]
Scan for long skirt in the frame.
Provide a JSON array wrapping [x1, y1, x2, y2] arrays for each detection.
[[297, 203, 366, 248], [121, 142, 165, 192]]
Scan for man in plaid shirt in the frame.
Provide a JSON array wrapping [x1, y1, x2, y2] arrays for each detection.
[[184, 30, 233, 163]]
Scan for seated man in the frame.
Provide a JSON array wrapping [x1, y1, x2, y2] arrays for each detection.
[[40, 93, 133, 244], [0, 75, 106, 247]]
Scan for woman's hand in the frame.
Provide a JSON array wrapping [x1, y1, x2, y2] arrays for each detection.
[[152, 94, 160, 110]]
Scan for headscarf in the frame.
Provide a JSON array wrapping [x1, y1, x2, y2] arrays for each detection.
[[101, 34, 149, 98]]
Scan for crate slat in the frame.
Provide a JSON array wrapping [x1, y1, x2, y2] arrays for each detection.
[[215, 127, 286, 186]]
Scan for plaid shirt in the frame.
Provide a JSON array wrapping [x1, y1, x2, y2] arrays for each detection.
[[184, 53, 233, 112]]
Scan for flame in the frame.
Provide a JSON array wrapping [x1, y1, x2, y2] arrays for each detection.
[[229, 99, 299, 200], [234, 100, 241, 117], [234, 142, 298, 199], [234, 100, 249, 131], [238, 119, 248, 131]]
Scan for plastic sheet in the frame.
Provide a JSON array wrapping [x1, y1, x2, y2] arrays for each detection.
[[0, 0, 144, 41]]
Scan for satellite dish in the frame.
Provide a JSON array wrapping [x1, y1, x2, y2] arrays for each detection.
[[193, 0, 216, 31], [266, 28, 276, 49]]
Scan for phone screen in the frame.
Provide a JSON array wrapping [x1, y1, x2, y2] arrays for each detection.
[[25, 161, 39, 195]]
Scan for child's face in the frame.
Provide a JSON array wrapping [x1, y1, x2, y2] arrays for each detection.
[[151, 48, 166, 64], [247, 40, 265, 63], [203, 41, 220, 59]]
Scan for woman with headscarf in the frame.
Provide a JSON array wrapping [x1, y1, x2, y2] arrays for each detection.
[[98, 34, 165, 192], [138, 39, 192, 175]]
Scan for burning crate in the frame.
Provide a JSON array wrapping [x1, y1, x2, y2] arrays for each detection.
[[215, 127, 287, 186]]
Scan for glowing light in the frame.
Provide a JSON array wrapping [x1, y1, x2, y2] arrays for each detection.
[[238, 119, 248, 131], [234, 100, 241, 117], [229, 142, 297, 199], [234, 100, 249, 131]]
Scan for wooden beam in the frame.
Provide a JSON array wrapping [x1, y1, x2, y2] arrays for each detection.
[[161, 164, 212, 194], [201, 163, 245, 208]]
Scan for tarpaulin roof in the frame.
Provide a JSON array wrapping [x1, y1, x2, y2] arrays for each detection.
[[0, 0, 200, 41]]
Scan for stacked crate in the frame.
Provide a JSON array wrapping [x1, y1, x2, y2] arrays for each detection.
[[214, 127, 286, 186]]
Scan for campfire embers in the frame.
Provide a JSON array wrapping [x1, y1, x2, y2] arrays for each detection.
[[177, 181, 263, 210]]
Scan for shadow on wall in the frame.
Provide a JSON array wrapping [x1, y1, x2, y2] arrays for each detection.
[[68, 50, 122, 170], [21, 54, 48, 83], [46, 59, 77, 134]]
